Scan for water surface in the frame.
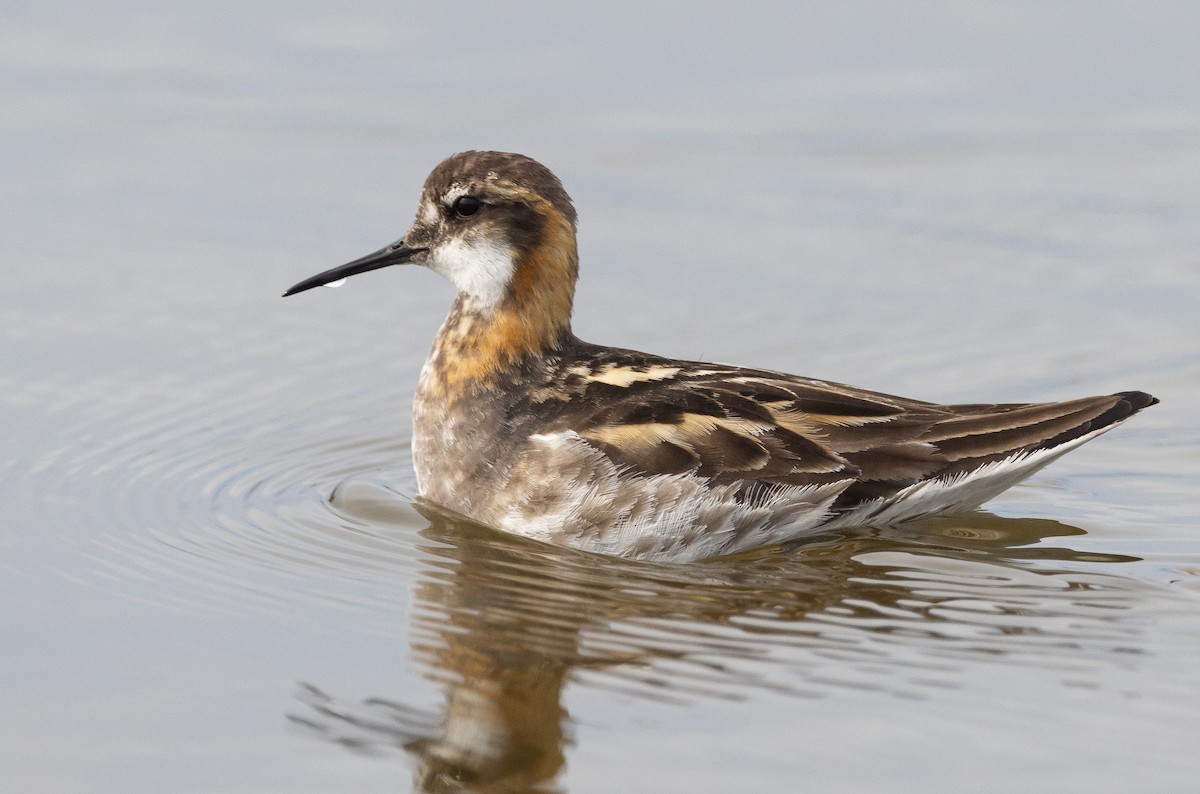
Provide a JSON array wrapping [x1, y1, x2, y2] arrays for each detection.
[[3, 3, 1199, 792]]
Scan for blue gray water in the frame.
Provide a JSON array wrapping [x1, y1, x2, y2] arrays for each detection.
[[3, 3, 1199, 791]]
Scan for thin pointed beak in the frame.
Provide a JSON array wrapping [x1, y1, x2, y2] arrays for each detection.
[[282, 240, 428, 297]]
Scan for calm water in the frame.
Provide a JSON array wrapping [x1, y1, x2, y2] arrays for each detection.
[[3, 3, 1199, 792]]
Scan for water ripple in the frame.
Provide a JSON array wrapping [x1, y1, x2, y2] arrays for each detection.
[[1, 340, 425, 620], [289, 506, 1196, 788]]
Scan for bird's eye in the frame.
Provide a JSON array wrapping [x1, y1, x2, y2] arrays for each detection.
[[452, 196, 482, 218]]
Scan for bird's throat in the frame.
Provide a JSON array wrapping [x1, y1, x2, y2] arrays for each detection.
[[422, 236, 578, 394]]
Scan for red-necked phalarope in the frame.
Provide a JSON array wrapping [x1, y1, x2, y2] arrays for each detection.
[[285, 151, 1157, 562]]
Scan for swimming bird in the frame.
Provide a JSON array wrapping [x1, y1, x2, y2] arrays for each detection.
[[284, 151, 1157, 562]]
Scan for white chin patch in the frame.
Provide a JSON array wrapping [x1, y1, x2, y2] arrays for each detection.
[[429, 236, 515, 307]]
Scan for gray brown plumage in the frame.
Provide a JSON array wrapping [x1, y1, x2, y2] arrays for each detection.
[[285, 151, 1157, 561]]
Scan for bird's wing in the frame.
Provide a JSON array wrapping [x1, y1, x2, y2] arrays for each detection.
[[542, 351, 1154, 506]]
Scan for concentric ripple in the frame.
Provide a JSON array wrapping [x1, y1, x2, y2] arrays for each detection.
[[1, 304, 436, 622]]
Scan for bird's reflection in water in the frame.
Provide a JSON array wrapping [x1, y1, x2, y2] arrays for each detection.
[[292, 500, 1144, 792]]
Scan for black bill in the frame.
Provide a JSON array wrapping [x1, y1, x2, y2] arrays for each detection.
[[282, 240, 428, 297]]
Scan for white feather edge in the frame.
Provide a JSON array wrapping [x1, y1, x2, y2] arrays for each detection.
[[828, 421, 1120, 529]]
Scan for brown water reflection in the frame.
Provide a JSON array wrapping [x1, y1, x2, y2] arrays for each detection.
[[292, 503, 1152, 791]]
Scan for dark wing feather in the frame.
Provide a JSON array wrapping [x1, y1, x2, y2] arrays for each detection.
[[541, 346, 1157, 512]]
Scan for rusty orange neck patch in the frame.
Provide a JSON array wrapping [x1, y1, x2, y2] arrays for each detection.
[[425, 212, 578, 393]]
